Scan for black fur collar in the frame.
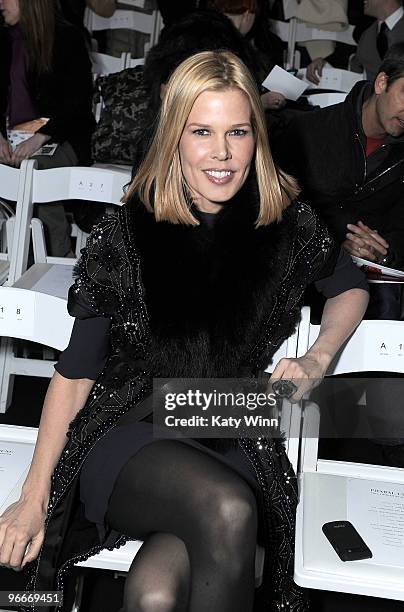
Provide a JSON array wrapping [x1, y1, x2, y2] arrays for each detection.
[[129, 179, 296, 377]]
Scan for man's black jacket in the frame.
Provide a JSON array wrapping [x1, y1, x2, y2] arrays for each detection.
[[272, 81, 404, 270], [0, 19, 95, 164]]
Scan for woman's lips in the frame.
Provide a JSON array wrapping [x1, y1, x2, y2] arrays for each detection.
[[203, 169, 235, 185]]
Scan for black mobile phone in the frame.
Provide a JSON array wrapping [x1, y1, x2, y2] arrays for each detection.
[[322, 521, 372, 562]]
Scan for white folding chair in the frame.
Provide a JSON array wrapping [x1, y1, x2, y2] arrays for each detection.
[[294, 319, 404, 601], [84, 6, 162, 58], [31, 164, 130, 264], [0, 163, 131, 411]]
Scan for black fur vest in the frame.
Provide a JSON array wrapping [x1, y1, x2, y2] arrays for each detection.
[[131, 182, 333, 379]]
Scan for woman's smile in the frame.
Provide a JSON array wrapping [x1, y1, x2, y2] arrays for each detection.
[[203, 168, 235, 185]]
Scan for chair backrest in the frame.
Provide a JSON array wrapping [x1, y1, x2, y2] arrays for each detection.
[[294, 22, 356, 46], [10, 162, 131, 280], [85, 7, 158, 36], [32, 166, 130, 205], [125, 54, 145, 69], [91, 51, 127, 75], [309, 319, 404, 375], [0, 163, 20, 202], [271, 8, 357, 70]]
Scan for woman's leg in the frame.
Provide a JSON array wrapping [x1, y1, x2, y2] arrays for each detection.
[[121, 533, 190, 612], [106, 440, 257, 612]]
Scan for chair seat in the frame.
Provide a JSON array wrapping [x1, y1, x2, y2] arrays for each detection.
[[295, 463, 404, 600], [0, 263, 74, 351]]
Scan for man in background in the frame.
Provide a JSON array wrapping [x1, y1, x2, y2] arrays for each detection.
[[307, 0, 404, 83], [274, 43, 404, 466]]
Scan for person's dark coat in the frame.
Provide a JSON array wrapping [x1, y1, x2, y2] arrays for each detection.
[[22, 184, 340, 612], [273, 81, 404, 270], [0, 19, 95, 164]]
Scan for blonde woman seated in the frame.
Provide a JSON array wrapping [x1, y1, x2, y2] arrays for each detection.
[[0, 51, 368, 612]]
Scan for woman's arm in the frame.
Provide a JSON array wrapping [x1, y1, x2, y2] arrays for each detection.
[[270, 288, 369, 401], [0, 372, 94, 570]]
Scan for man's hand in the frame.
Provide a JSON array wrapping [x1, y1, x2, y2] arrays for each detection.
[[306, 58, 327, 85], [0, 134, 12, 164], [10, 133, 50, 168], [344, 221, 388, 263], [261, 91, 287, 110]]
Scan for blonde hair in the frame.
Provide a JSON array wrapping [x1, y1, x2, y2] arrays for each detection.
[[124, 50, 299, 226]]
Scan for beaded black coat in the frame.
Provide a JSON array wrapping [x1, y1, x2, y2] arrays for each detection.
[[23, 190, 336, 612]]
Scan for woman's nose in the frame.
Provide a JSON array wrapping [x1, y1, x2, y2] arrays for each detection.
[[211, 136, 231, 161]]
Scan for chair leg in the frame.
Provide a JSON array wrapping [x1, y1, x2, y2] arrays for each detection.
[[0, 338, 15, 412], [70, 572, 85, 612]]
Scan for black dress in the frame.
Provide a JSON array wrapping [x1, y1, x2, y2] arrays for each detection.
[[55, 210, 367, 534]]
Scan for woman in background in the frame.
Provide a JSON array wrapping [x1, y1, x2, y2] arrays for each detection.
[[207, 0, 286, 110], [0, 0, 94, 256]]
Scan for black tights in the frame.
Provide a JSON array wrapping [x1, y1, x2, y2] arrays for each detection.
[[106, 440, 258, 612]]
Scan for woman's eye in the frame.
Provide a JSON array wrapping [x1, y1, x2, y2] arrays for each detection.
[[229, 129, 248, 136], [193, 129, 210, 136]]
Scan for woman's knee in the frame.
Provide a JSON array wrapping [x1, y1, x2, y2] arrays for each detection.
[[197, 479, 258, 564], [124, 589, 178, 612]]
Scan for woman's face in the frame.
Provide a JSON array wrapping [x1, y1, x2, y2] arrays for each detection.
[[179, 88, 255, 213], [0, 0, 19, 25]]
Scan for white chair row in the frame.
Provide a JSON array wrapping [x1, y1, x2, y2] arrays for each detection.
[[0, 160, 131, 411]]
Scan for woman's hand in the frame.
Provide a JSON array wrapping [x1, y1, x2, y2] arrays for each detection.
[[344, 221, 389, 263], [0, 134, 13, 165], [306, 58, 326, 85], [0, 496, 47, 571], [269, 350, 330, 403], [10, 133, 50, 168], [269, 288, 369, 403], [261, 91, 287, 111]]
